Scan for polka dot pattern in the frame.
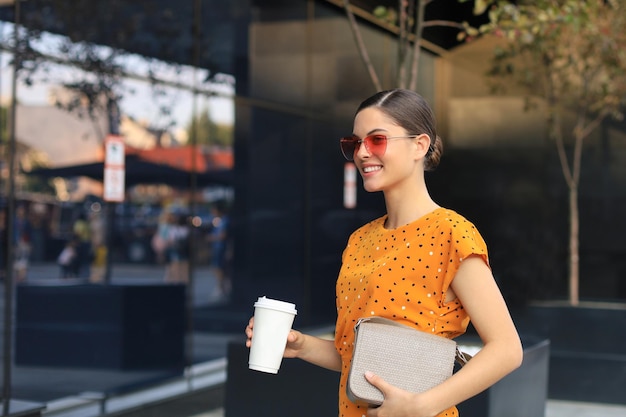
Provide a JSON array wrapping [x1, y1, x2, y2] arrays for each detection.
[[334, 208, 488, 417]]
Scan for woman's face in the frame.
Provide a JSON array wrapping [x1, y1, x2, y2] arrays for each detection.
[[352, 107, 425, 193]]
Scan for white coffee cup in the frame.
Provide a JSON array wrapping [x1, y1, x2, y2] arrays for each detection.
[[248, 296, 298, 374]]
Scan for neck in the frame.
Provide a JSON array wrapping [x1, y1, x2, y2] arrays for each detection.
[[383, 183, 439, 229]]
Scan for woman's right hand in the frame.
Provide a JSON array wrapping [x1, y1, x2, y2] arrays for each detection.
[[244, 317, 255, 348], [245, 317, 305, 359]]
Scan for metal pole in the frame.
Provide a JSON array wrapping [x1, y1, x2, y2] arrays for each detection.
[[185, 0, 201, 377], [3, 1, 20, 414], [103, 96, 121, 284]]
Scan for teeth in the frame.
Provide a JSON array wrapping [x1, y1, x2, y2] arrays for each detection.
[[363, 166, 381, 173]]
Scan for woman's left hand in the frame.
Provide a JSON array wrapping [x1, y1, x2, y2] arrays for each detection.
[[365, 372, 435, 417]]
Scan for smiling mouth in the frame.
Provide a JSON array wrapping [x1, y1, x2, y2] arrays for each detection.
[[362, 166, 382, 173]]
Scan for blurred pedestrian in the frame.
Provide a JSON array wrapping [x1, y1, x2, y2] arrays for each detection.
[[207, 201, 232, 300], [152, 210, 171, 265], [164, 212, 189, 283], [57, 238, 78, 279], [29, 203, 48, 262], [89, 210, 106, 283], [72, 212, 93, 279], [14, 205, 32, 282]]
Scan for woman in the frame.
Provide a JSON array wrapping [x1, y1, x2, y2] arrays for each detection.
[[246, 89, 523, 417]]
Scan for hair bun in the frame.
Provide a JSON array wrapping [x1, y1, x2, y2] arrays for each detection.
[[425, 135, 443, 171]]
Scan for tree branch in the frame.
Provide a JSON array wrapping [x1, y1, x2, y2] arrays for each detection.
[[421, 20, 466, 30], [342, 0, 382, 91], [397, 0, 408, 87], [577, 110, 608, 141], [408, 0, 427, 91], [552, 110, 575, 189]]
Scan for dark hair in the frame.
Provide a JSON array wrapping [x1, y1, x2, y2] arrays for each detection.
[[356, 89, 443, 171]]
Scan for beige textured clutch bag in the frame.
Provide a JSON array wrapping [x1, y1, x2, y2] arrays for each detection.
[[347, 317, 469, 406]]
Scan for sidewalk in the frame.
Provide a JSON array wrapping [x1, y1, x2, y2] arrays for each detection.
[[4, 262, 626, 417], [191, 401, 626, 417], [23, 262, 221, 308], [546, 400, 626, 417]]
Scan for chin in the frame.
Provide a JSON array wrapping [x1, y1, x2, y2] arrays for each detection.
[[362, 182, 383, 193]]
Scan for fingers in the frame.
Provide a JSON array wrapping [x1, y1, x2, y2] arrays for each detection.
[[364, 373, 418, 417], [244, 317, 254, 348], [287, 329, 297, 343], [365, 372, 390, 397], [364, 373, 386, 417], [246, 318, 298, 351]]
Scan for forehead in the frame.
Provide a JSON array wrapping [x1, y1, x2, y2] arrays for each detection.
[[353, 107, 399, 134]]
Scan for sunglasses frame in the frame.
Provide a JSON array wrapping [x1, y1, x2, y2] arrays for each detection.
[[339, 134, 418, 161]]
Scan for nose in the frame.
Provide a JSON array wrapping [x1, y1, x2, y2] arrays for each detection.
[[354, 139, 370, 159]]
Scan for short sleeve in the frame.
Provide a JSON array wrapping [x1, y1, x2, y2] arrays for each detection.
[[441, 214, 489, 298]]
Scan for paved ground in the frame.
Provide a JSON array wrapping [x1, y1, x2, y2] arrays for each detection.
[[3, 262, 626, 417], [191, 400, 626, 417]]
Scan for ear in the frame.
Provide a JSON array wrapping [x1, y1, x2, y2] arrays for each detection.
[[413, 133, 431, 160]]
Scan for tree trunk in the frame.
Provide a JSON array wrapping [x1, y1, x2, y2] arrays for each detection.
[[551, 110, 580, 305], [568, 184, 579, 306], [566, 110, 593, 306]]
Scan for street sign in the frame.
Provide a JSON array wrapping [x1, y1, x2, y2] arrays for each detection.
[[104, 167, 125, 202], [105, 135, 125, 167], [104, 135, 125, 202]]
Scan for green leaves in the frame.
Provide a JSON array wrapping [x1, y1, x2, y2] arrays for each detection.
[[473, 0, 490, 15], [484, 0, 626, 121], [372, 5, 398, 25]]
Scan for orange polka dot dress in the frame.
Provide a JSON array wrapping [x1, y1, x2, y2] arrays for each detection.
[[334, 207, 489, 417]]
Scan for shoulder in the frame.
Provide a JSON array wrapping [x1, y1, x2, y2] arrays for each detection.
[[430, 208, 481, 233], [433, 208, 488, 258], [349, 215, 385, 237]]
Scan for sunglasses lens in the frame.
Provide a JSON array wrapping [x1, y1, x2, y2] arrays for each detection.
[[340, 135, 390, 160], [366, 135, 387, 154], [340, 137, 358, 161]]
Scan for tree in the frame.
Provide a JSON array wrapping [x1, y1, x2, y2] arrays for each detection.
[[1, 0, 231, 141], [481, 0, 626, 305], [10, 2, 173, 139], [185, 108, 233, 148], [341, 0, 489, 90]]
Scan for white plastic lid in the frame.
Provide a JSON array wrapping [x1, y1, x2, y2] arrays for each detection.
[[254, 296, 297, 315]]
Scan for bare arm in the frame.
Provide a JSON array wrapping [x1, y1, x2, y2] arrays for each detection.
[[365, 256, 523, 417], [245, 318, 342, 372]]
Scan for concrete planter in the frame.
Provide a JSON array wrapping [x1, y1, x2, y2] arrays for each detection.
[[16, 283, 186, 370], [225, 341, 338, 417], [456, 335, 550, 417], [512, 301, 626, 405]]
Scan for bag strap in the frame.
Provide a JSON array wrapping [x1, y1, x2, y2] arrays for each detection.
[[455, 348, 472, 367]]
